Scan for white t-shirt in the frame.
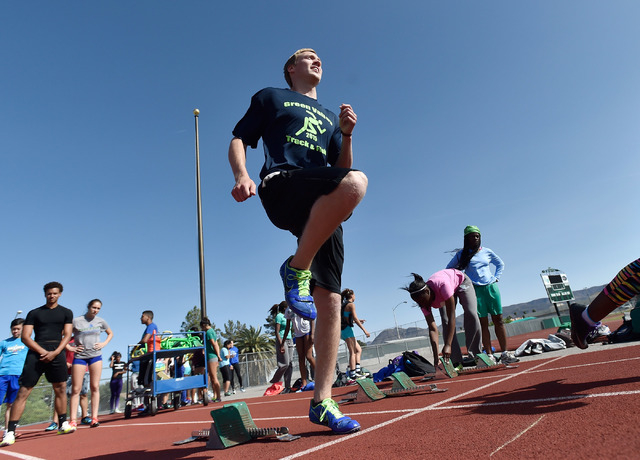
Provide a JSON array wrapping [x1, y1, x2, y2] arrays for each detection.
[[284, 308, 311, 338]]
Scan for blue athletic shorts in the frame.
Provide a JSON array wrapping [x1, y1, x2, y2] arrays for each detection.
[[341, 326, 355, 341], [72, 355, 102, 367], [0, 375, 20, 404]]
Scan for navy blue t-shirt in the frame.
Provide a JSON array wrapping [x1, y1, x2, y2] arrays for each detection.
[[233, 87, 342, 180]]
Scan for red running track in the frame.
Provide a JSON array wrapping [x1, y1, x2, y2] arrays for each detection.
[[1, 332, 638, 459]]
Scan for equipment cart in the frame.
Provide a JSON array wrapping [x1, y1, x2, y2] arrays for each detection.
[[124, 331, 209, 418]]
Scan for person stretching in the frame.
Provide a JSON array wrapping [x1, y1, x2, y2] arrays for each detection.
[[570, 257, 640, 349]]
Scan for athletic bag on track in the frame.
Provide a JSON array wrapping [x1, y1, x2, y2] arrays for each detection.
[[608, 317, 640, 344], [401, 351, 435, 377]]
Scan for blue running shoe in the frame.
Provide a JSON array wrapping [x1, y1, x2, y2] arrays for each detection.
[[280, 257, 316, 320], [44, 422, 58, 432], [309, 398, 360, 434]]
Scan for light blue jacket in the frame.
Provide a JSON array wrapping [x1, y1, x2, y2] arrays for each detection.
[[447, 247, 504, 285]]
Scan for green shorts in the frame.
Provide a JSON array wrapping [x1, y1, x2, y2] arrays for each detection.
[[474, 282, 502, 318]]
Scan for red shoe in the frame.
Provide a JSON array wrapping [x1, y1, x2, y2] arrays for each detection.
[[90, 419, 100, 428]]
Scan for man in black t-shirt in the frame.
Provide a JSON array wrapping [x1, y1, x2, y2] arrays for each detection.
[[228, 48, 367, 434], [1, 282, 75, 447]]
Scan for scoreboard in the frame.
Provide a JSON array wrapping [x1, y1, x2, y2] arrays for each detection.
[[540, 272, 574, 303]]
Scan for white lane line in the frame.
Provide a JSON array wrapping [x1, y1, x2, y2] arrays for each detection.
[[427, 356, 566, 409], [280, 358, 562, 459], [490, 415, 546, 457], [278, 408, 425, 460], [70, 387, 640, 433], [0, 451, 46, 460], [86, 354, 640, 429], [435, 389, 640, 410], [526, 355, 640, 374]]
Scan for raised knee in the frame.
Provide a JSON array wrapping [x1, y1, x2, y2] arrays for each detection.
[[346, 170, 368, 195]]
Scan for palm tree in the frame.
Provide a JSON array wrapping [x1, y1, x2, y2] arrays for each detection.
[[235, 326, 274, 358], [235, 326, 275, 386], [222, 319, 247, 341]]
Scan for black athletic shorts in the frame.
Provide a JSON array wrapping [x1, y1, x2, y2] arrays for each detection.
[[258, 167, 353, 294], [19, 342, 68, 388]]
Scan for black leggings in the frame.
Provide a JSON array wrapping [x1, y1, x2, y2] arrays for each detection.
[[219, 365, 231, 383], [230, 364, 243, 388]]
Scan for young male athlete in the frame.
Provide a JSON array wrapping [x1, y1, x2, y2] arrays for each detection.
[[570, 257, 640, 349], [228, 48, 368, 434], [1, 282, 74, 447], [0, 319, 28, 446], [137, 310, 159, 387]]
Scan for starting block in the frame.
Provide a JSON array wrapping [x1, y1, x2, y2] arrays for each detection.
[[173, 401, 300, 448], [340, 372, 447, 403], [439, 353, 518, 378]]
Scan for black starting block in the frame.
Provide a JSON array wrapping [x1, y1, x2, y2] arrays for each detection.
[[340, 372, 447, 404], [439, 352, 518, 378], [173, 401, 300, 448]]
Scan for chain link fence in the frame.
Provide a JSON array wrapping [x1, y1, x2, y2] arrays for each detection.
[[1, 324, 481, 428], [1, 320, 431, 429]]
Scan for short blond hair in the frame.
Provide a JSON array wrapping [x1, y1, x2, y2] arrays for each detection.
[[283, 48, 316, 88]]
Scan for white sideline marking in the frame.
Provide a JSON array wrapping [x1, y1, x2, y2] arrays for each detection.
[[29, 353, 635, 435], [0, 451, 46, 460], [525, 355, 640, 374], [279, 353, 640, 459], [435, 389, 640, 410], [278, 358, 561, 460], [15, 352, 627, 459], [490, 415, 546, 457], [33, 385, 640, 435]]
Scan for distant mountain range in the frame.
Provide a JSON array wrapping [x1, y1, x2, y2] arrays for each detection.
[[370, 285, 605, 345]]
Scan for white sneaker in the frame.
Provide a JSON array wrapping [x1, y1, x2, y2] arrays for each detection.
[[58, 421, 76, 434], [500, 351, 520, 364], [115, 408, 122, 413], [0, 431, 15, 447], [240, 387, 246, 393]]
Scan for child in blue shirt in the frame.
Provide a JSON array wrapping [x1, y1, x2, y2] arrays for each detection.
[[0, 319, 28, 444]]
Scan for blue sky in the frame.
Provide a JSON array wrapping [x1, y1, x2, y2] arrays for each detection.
[[2, 2, 639, 359]]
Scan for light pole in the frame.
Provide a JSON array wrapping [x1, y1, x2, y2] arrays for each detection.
[[393, 301, 407, 340], [14, 310, 22, 319], [193, 109, 207, 320]]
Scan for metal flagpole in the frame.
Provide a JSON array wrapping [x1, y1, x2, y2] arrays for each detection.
[[193, 108, 207, 320]]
